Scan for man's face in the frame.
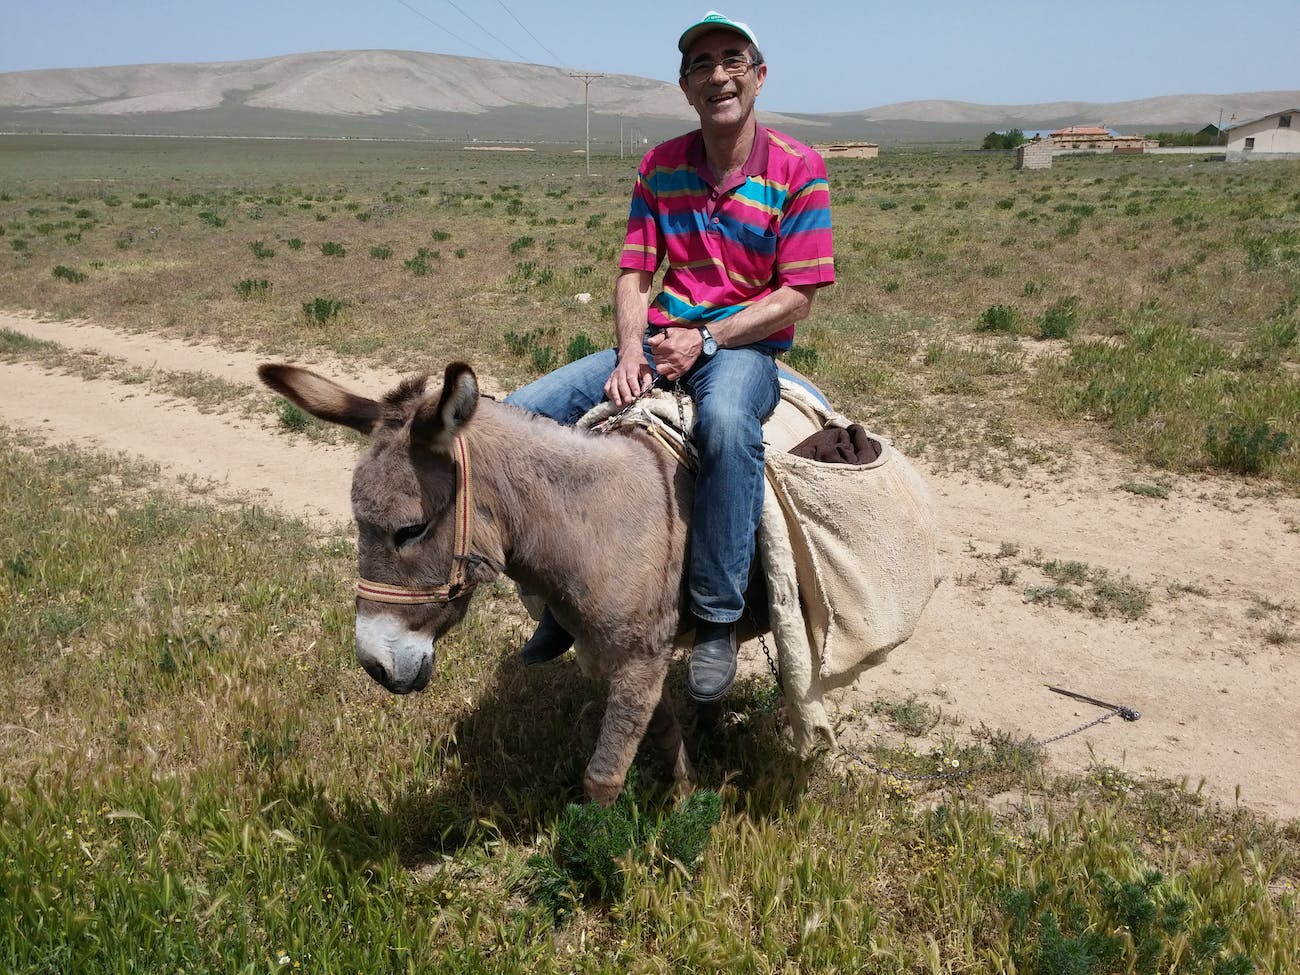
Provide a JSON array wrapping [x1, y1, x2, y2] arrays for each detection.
[[679, 28, 766, 133]]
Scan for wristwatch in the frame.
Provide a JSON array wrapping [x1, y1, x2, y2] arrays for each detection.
[[698, 325, 718, 358]]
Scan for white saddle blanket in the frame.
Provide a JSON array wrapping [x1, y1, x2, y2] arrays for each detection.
[[579, 380, 942, 753]]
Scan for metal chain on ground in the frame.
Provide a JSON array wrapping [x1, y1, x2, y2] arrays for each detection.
[[608, 379, 1142, 786], [755, 642, 1139, 785]]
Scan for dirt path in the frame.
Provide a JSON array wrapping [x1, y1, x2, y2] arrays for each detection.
[[3, 311, 1297, 820]]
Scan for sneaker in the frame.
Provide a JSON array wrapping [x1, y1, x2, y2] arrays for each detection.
[[520, 607, 574, 666], [687, 621, 738, 703]]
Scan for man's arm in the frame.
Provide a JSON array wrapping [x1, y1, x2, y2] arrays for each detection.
[[604, 268, 656, 406], [648, 283, 819, 381]]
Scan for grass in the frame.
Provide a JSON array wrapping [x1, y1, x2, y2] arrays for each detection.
[[0, 424, 1297, 970], [0, 139, 1294, 485], [0, 138, 1299, 965]]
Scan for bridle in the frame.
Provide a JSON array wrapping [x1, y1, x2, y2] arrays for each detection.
[[355, 434, 495, 606]]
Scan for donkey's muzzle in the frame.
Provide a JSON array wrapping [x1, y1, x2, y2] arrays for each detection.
[[361, 652, 432, 694]]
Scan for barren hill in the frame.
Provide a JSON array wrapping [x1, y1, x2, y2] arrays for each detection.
[[856, 92, 1300, 129], [1, 51, 1297, 143]]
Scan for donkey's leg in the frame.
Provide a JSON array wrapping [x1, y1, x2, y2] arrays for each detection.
[[646, 685, 695, 796], [583, 653, 671, 806]]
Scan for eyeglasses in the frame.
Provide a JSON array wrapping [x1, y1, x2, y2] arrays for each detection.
[[683, 55, 756, 84]]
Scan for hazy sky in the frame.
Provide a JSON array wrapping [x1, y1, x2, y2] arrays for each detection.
[[3, 0, 1298, 114]]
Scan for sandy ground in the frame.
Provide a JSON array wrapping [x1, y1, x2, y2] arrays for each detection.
[[3, 311, 1297, 820]]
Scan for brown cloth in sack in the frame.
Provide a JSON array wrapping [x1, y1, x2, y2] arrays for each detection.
[[787, 423, 883, 465]]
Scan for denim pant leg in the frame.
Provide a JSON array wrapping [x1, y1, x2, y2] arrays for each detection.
[[504, 347, 619, 425], [684, 348, 780, 624]]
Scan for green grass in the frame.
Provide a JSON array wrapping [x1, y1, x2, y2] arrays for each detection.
[[1, 140, 1295, 486], [0, 434, 1297, 970]]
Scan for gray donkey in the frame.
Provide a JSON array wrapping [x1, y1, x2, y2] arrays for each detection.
[[260, 360, 698, 805]]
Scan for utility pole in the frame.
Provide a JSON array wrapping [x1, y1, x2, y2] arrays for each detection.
[[570, 72, 605, 176]]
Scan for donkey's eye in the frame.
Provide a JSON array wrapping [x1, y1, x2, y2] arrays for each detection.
[[393, 522, 429, 550]]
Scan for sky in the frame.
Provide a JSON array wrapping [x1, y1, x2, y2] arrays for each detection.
[[2, 0, 1298, 114]]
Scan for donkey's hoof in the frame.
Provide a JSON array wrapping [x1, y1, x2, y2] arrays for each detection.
[[583, 772, 623, 808]]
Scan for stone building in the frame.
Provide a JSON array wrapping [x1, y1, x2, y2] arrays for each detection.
[[1015, 140, 1054, 170], [813, 142, 880, 160]]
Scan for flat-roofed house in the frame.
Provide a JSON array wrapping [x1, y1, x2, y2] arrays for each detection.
[[1224, 109, 1300, 161], [814, 142, 880, 160], [1049, 125, 1157, 152]]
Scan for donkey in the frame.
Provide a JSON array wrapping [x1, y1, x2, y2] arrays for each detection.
[[259, 360, 698, 805]]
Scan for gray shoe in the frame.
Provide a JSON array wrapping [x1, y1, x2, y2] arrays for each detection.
[[687, 621, 738, 703], [520, 607, 574, 666]]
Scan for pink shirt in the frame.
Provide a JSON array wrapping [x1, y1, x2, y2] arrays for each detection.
[[619, 125, 835, 348]]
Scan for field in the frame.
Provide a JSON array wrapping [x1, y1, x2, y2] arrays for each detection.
[[1, 134, 1298, 972]]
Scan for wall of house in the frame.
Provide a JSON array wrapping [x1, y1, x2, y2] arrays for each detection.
[[1226, 113, 1300, 160]]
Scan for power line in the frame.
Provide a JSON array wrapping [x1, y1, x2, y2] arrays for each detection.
[[494, 0, 569, 69], [441, 0, 532, 63], [393, 0, 497, 60]]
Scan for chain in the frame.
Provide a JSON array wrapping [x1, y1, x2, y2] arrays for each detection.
[[607, 374, 1141, 786], [592, 377, 667, 434], [755, 642, 1136, 783]]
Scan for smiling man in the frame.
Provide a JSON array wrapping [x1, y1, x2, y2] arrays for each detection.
[[507, 11, 835, 703]]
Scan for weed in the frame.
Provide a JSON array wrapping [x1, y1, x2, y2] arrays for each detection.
[[369, 245, 393, 259], [302, 297, 342, 326], [286, 237, 304, 250], [785, 344, 822, 372], [319, 241, 345, 257], [565, 334, 598, 363], [197, 211, 225, 227], [1205, 423, 1289, 476], [1038, 296, 1079, 340], [869, 694, 940, 736], [504, 327, 544, 356], [978, 304, 1018, 333], [530, 345, 557, 373], [532, 782, 722, 909], [234, 278, 270, 299], [404, 247, 436, 275], [278, 401, 310, 430], [249, 240, 275, 259], [509, 235, 535, 254], [51, 265, 86, 283], [1121, 481, 1169, 499]]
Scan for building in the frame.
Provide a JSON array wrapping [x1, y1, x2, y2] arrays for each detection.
[[813, 142, 880, 160], [1224, 109, 1300, 161], [1048, 125, 1158, 152], [1015, 140, 1054, 170]]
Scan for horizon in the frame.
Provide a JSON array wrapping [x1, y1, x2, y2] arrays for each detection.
[[2, 1, 1299, 116]]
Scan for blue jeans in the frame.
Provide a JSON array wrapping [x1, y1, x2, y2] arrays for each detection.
[[506, 343, 781, 624]]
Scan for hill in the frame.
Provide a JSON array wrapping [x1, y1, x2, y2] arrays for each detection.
[[1, 50, 1297, 145]]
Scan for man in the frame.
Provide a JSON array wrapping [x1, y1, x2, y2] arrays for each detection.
[[507, 11, 835, 703]]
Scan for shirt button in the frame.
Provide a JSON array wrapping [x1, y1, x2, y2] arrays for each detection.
[[711, 216, 719, 224]]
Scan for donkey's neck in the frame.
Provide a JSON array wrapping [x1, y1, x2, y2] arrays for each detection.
[[468, 402, 666, 600]]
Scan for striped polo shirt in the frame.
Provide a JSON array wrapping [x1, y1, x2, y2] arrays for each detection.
[[619, 125, 835, 349]]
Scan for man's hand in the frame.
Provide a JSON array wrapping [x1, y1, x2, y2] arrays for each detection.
[[647, 327, 704, 381], [604, 354, 655, 406]]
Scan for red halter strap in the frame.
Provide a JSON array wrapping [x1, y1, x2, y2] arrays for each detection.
[[355, 434, 477, 605]]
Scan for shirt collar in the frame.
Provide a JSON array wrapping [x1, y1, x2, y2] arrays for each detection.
[[688, 124, 770, 190]]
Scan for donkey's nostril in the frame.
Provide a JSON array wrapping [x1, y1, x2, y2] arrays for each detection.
[[361, 659, 390, 686]]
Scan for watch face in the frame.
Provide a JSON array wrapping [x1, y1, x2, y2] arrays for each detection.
[[701, 328, 718, 356]]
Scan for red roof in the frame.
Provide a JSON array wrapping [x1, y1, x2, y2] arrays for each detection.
[[1050, 125, 1111, 137]]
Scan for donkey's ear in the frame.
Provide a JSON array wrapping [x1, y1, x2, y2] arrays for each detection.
[[258, 363, 380, 435], [412, 362, 479, 450]]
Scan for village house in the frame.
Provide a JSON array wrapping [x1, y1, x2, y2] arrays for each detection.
[[1224, 109, 1300, 161], [813, 142, 880, 160], [1048, 125, 1158, 152]]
